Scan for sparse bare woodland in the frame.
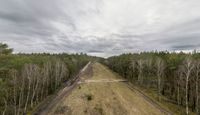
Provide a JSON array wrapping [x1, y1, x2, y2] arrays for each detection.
[[5, 61, 68, 114]]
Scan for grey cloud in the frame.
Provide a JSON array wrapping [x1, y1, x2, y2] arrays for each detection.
[[88, 50, 104, 53], [158, 19, 200, 51], [172, 44, 199, 50], [0, 0, 200, 57]]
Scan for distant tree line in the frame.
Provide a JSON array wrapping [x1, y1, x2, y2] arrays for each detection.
[[0, 43, 94, 115], [103, 51, 200, 115]]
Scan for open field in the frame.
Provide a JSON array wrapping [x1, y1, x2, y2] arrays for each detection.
[[47, 63, 170, 115]]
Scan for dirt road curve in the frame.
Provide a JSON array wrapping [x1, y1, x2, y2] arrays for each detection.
[[34, 62, 172, 115]]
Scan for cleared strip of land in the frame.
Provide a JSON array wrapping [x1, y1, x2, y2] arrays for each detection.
[[46, 62, 171, 115]]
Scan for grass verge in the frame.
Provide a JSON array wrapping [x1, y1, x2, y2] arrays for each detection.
[[131, 84, 195, 115]]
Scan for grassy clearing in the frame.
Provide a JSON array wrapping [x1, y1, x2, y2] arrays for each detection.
[[48, 62, 167, 115]]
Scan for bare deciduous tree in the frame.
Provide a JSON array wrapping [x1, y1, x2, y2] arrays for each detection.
[[195, 60, 200, 114], [176, 69, 182, 106], [145, 58, 153, 88], [30, 65, 40, 108], [11, 69, 17, 115], [17, 73, 25, 115], [137, 59, 144, 85], [156, 58, 166, 101], [23, 64, 33, 113], [130, 60, 136, 82], [2, 98, 7, 115], [180, 58, 195, 115], [2, 90, 8, 115]]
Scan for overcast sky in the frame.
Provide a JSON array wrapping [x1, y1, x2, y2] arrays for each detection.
[[0, 0, 200, 57]]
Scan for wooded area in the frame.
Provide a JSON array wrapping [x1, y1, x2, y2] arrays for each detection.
[[0, 43, 93, 115], [103, 52, 200, 115], [1, 42, 200, 115]]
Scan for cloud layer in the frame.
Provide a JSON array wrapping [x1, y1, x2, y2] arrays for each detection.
[[0, 0, 200, 57]]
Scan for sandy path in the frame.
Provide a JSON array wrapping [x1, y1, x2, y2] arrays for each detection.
[[39, 62, 172, 115]]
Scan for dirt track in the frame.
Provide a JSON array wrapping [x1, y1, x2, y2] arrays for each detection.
[[34, 62, 172, 115]]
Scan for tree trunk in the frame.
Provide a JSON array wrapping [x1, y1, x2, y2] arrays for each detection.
[[182, 58, 194, 115], [2, 98, 7, 115], [186, 76, 189, 115], [24, 76, 31, 113], [137, 60, 144, 85], [177, 83, 180, 106], [17, 75, 25, 115], [12, 70, 17, 115], [196, 75, 199, 114], [158, 75, 161, 101], [31, 73, 39, 108], [156, 58, 165, 102]]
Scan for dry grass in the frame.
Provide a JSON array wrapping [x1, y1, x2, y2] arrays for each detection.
[[48, 63, 166, 115], [133, 85, 196, 115]]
